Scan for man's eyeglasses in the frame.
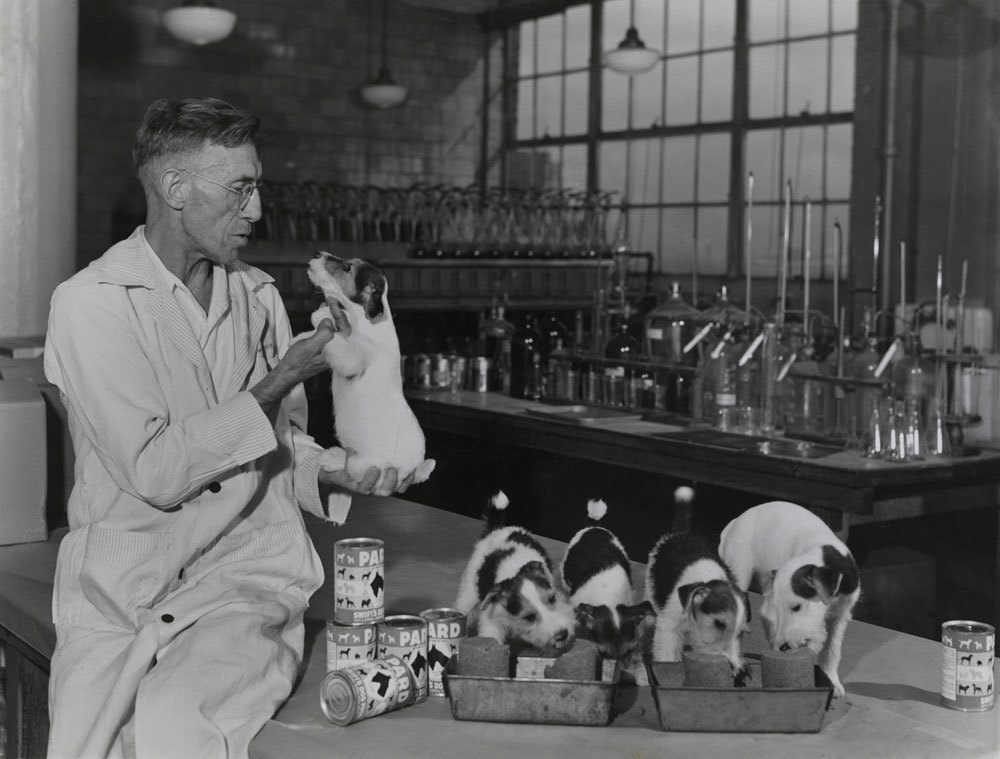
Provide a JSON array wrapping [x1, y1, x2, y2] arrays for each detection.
[[180, 168, 259, 210]]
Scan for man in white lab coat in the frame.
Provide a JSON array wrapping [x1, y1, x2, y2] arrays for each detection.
[[43, 98, 407, 758]]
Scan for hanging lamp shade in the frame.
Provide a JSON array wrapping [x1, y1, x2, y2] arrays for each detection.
[[603, 0, 660, 75], [163, 1, 236, 46], [361, 0, 408, 109]]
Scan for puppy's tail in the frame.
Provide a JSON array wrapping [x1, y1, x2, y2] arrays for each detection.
[[481, 490, 510, 534], [586, 498, 608, 525]]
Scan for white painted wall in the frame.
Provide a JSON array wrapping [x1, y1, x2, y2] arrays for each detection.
[[0, 0, 78, 337]]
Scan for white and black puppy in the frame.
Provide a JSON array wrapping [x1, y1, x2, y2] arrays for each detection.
[[645, 531, 751, 677], [560, 499, 653, 664], [303, 251, 435, 493], [719, 500, 861, 697], [454, 491, 576, 651]]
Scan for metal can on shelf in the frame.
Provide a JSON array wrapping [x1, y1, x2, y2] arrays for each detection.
[[378, 614, 430, 701], [941, 620, 995, 712], [431, 353, 451, 389], [319, 656, 416, 725], [413, 353, 432, 388], [470, 356, 490, 393], [326, 620, 378, 671], [333, 538, 385, 625], [420, 607, 468, 697]]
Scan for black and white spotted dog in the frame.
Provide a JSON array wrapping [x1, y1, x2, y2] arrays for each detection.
[[454, 491, 575, 651], [560, 499, 653, 663]]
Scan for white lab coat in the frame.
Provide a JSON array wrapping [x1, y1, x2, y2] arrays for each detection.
[[43, 228, 334, 759]]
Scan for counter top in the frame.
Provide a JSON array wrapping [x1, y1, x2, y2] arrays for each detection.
[[0, 497, 997, 758]]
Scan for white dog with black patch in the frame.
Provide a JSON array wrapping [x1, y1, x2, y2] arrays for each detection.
[[719, 500, 861, 697], [454, 491, 576, 651], [302, 251, 435, 500]]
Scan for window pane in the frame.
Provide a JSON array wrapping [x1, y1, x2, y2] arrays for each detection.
[[698, 134, 730, 202], [746, 128, 782, 202], [599, 140, 628, 198], [749, 43, 784, 119], [660, 207, 698, 267], [667, 0, 702, 55], [826, 124, 852, 198], [783, 126, 825, 201], [662, 136, 697, 203], [634, 205, 661, 254], [516, 79, 534, 140], [749, 0, 786, 43], [703, 0, 736, 49], [701, 50, 733, 122], [517, 20, 535, 77], [602, 68, 629, 131], [788, 39, 827, 115], [696, 206, 728, 274], [628, 138, 662, 205], [536, 15, 563, 75], [830, 34, 855, 111], [565, 4, 591, 69], [564, 72, 589, 136], [633, 69, 664, 128], [536, 75, 562, 137], [665, 55, 699, 125], [561, 144, 588, 191], [789, 1, 829, 37], [603, 0, 630, 51], [832, 0, 858, 32], [748, 203, 785, 276]]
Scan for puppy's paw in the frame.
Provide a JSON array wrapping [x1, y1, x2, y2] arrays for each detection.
[[413, 458, 436, 483], [311, 305, 334, 330]]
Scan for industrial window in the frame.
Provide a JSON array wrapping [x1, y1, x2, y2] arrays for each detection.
[[498, 0, 857, 282]]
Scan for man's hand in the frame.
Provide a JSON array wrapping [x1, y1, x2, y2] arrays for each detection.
[[318, 449, 416, 496], [250, 319, 337, 416]]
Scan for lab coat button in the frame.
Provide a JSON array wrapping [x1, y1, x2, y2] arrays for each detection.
[[207, 481, 221, 493], [161, 613, 174, 623]]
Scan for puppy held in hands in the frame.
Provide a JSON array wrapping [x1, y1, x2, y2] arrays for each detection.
[[302, 251, 435, 493], [560, 498, 653, 673], [645, 532, 751, 679], [454, 491, 576, 652], [719, 501, 861, 697]]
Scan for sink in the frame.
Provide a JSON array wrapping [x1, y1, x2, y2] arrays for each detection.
[[524, 404, 645, 426], [652, 428, 842, 459]]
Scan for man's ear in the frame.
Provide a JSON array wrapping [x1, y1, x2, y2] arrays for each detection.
[[159, 167, 187, 211]]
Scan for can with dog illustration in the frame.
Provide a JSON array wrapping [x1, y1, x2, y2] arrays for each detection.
[[941, 620, 995, 711], [319, 656, 416, 725], [326, 620, 378, 671], [420, 607, 468, 697], [378, 614, 429, 702], [333, 538, 385, 625]]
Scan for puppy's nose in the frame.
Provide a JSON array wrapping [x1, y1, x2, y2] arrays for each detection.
[[552, 629, 570, 647], [779, 642, 791, 652], [312, 251, 326, 259]]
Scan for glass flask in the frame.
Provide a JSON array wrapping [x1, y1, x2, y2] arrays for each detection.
[[480, 298, 514, 392], [891, 332, 934, 430], [603, 322, 641, 407], [509, 314, 543, 399], [643, 282, 698, 363]]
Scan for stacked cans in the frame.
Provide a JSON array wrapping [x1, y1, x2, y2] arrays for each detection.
[[323, 537, 468, 724]]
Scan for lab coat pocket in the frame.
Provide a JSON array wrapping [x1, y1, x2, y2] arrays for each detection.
[[79, 525, 174, 630], [201, 518, 317, 596]]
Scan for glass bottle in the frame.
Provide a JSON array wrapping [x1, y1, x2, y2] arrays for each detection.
[[546, 338, 574, 401], [509, 314, 543, 399], [891, 332, 934, 431], [480, 298, 514, 393], [540, 313, 570, 359], [603, 322, 640, 407], [643, 282, 698, 364]]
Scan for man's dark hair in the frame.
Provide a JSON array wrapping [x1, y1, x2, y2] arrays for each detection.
[[132, 97, 260, 178]]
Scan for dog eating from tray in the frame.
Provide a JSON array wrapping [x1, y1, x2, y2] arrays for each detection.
[[301, 251, 435, 498], [720, 500, 861, 698], [454, 491, 576, 652]]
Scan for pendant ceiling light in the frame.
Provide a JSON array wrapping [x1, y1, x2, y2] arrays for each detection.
[[360, 0, 408, 110], [603, 0, 660, 76], [163, 1, 236, 46]]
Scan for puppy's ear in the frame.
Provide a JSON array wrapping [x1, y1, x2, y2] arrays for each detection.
[[797, 565, 843, 604], [677, 582, 707, 612], [481, 576, 518, 615], [623, 600, 655, 622], [518, 560, 552, 587], [355, 264, 387, 320], [574, 603, 598, 637]]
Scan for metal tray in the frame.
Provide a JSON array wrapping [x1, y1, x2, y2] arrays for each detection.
[[524, 404, 644, 425], [443, 654, 620, 726], [648, 657, 834, 733]]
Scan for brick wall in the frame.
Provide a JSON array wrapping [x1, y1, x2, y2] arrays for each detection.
[[77, 0, 502, 267]]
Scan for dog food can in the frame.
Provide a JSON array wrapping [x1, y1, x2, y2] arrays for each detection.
[[333, 538, 385, 625], [413, 353, 432, 389], [941, 620, 995, 711], [431, 354, 450, 389], [470, 356, 490, 392], [378, 614, 429, 702], [420, 607, 468, 697], [326, 620, 378, 671], [319, 656, 416, 726]]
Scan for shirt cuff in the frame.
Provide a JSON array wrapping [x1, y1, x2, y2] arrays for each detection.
[[203, 391, 276, 464], [297, 449, 354, 524]]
